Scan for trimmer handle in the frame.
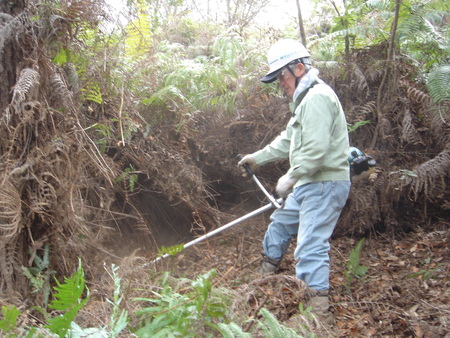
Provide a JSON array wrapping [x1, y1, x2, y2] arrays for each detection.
[[236, 154, 254, 176], [236, 154, 282, 209]]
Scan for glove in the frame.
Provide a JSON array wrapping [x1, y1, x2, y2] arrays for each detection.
[[276, 174, 298, 198], [237, 154, 258, 177]]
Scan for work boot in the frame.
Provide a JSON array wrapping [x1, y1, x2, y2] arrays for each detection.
[[309, 290, 335, 325], [257, 254, 279, 274]]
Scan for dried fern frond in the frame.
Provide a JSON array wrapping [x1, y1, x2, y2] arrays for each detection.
[[410, 144, 450, 200], [11, 68, 40, 113], [20, 101, 45, 123], [429, 105, 450, 147], [63, 0, 105, 21], [63, 63, 80, 94], [0, 180, 22, 243], [49, 72, 72, 109], [349, 63, 369, 99], [407, 86, 430, 105], [401, 109, 424, 145], [357, 101, 376, 115], [379, 117, 393, 140]]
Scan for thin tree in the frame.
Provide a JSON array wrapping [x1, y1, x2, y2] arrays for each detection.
[[370, 0, 402, 149], [225, 0, 270, 32], [327, 0, 352, 109], [296, 0, 307, 45]]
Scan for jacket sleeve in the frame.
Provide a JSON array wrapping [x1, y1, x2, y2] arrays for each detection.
[[251, 129, 291, 165]]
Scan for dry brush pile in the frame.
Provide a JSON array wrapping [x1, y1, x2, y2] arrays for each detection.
[[0, 0, 220, 306], [0, 0, 448, 320]]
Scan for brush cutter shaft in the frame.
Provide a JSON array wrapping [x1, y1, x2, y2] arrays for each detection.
[[250, 175, 282, 208], [236, 154, 282, 209], [151, 198, 283, 264]]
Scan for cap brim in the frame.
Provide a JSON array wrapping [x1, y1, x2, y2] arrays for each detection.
[[261, 68, 283, 83]]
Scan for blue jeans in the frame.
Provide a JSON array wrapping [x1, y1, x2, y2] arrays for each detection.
[[262, 181, 350, 290]]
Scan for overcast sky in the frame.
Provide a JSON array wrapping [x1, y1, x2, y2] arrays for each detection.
[[104, 0, 314, 29]]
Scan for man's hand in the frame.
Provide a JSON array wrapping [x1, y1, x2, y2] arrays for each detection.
[[237, 154, 258, 177], [276, 174, 298, 198]]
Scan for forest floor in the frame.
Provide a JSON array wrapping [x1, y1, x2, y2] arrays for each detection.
[[157, 209, 450, 337]]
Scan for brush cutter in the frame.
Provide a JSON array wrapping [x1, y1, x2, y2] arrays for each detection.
[[236, 154, 282, 209], [148, 157, 282, 264]]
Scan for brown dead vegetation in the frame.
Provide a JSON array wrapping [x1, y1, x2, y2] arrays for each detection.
[[0, 1, 448, 336]]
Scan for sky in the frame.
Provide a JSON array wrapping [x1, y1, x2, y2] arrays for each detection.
[[104, 0, 314, 30], [258, 0, 314, 28]]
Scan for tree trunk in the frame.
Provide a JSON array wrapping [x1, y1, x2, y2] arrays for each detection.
[[295, 0, 307, 45], [370, 0, 402, 149]]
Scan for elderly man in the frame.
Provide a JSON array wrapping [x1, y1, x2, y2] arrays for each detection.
[[238, 39, 351, 324]]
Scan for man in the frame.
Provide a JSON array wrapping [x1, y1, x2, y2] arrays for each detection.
[[238, 39, 351, 324]]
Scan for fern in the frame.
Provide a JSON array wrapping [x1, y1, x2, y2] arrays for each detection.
[[82, 83, 103, 104], [0, 306, 21, 335], [134, 270, 230, 337], [298, 302, 314, 321], [344, 238, 369, 290], [216, 322, 252, 338], [45, 260, 89, 338], [142, 84, 191, 108], [257, 308, 300, 338], [11, 68, 40, 107], [211, 33, 245, 70], [115, 165, 139, 192], [140, 33, 251, 118], [426, 65, 450, 104], [157, 243, 185, 257], [397, 0, 448, 69], [348, 120, 371, 133], [125, 4, 153, 59], [52, 48, 70, 65], [21, 244, 55, 308], [89, 122, 113, 153], [107, 265, 129, 336], [407, 263, 443, 281]]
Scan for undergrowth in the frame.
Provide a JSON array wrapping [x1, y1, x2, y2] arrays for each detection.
[[344, 238, 369, 292], [0, 261, 311, 337]]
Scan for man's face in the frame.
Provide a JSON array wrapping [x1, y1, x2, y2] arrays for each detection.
[[277, 63, 306, 97]]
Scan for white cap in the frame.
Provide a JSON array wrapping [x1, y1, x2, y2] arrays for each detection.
[[261, 39, 310, 83]]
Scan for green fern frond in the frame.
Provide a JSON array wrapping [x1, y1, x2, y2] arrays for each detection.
[[257, 308, 299, 337], [52, 48, 70, 65], [348, 120, 371, 133], [82, 83, 103, 104], [258, 308, 284, 337], [366, 0, 390, 10], [157, 244, 185, 257], [125, 4, 153, 59], [427, 65, 450, 103], [216, 322, 252, 338], [134, 270, 220, 336], [345, 238, 369, 290], [312, 25, 388, 51], [211, 33, 245, 69], [0, 306, 21, 334], [107, 265, 128, 336], [45, 260, 89, 338], [49, 265, 87, 311], [347, 238, 367, 274]]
